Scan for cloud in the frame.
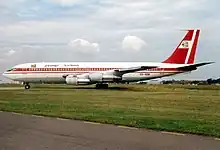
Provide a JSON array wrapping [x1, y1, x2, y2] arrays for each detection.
[[0, 0, 220, 81], [22, 44, 42, 49], [5, 49, 16, 56], [122, 35, 147, 52], [45, 0, 83, 6], [0, 49, 16, 63], [68, 39, 100, 53]]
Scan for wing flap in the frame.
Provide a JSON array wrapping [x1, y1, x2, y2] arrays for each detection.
[[177, 62, 214, 71], [114, 66, 158, 74]]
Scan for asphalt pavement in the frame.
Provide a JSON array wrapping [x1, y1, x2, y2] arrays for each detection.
[[0, 112, 219, 150]]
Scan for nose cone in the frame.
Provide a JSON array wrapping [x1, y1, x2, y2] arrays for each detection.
[[2, 72, 6, 77], [2, 72, 9, 79]]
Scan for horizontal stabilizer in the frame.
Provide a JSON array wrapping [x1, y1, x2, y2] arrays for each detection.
[[177, 62, 214, 71]]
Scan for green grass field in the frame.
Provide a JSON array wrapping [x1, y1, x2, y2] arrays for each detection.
[[0, 84, 220, 137]]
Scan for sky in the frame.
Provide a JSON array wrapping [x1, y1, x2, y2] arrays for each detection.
[[0, 0, 219, 81]]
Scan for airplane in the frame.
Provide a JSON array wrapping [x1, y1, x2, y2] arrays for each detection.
[[2, 29, 213, 89]]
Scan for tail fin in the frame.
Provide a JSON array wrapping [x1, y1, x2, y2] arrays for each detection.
[[163, 29, 200, 64]]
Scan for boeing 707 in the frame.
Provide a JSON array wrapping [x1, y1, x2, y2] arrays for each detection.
[[2, 29, 213, 89]]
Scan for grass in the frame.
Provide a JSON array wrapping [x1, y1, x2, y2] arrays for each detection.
[[0, 84, 220, 137], [0, 83, 22, 87]]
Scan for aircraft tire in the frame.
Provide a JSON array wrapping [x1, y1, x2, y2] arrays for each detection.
[[24, 84, 30, 89], [96, 84, 108, 89]]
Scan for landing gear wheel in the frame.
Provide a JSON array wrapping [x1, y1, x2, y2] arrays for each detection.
[[96, 84, 101, 89], [95, 84, 108, 89], [103, 84, 108, 89], [24, 84, 30, 89]]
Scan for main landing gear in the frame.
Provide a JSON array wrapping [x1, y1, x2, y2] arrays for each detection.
[[95, 84, 109, 89], [24, 83, 30, 89]]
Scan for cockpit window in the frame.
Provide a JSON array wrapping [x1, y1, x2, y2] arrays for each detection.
[[6, 68, 15, 72]]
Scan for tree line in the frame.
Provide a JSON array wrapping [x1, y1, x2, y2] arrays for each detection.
[[162, 78, 220, 85]]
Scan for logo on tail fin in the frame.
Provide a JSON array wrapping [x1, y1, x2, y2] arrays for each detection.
[[180, 41, 190, 48]]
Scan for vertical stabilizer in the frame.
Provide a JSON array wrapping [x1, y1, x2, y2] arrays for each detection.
[[163, 29, 200, 64]]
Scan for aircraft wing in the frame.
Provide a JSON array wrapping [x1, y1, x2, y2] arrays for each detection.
[[63, 66, 158, 79], [113, 66, 158, 75], [177, 62, 214, 71]]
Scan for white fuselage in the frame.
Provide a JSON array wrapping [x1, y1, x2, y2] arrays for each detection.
[[3, 62, 186, 84]]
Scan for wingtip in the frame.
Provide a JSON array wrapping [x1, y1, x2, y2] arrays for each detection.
[[206, 61, 215, 64], [199, 61, 215, 66]]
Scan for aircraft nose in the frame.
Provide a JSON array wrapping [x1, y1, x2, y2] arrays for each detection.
[[2, 72, 6, 76], [2, 72, 9, 78]]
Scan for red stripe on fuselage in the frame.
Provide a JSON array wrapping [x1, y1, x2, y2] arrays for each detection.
[[5, 72, 182, 75], [5, 68, 183, 74], [10, 67, 179, 72]]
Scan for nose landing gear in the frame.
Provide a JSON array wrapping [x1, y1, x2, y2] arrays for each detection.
[[24, 84, 30, 89]]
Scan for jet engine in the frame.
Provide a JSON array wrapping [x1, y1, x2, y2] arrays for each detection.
[[65, 75, 90, 85], [88, 73, 121, 82], [88, 73, 103, 82], [65, 73, 122, 85]]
